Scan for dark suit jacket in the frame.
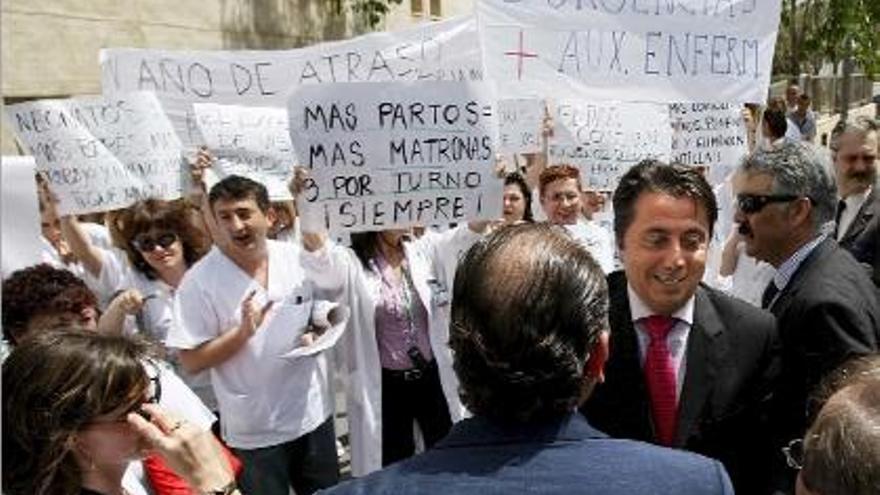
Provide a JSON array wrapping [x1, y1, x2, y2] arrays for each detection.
[[838, 186, 880, 285], [321, 413, 734, 495], [581, 271, 780, 495], [767, 238, 880, 443]]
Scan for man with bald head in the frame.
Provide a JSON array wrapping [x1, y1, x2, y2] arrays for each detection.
[[323, 223, 734, 495]]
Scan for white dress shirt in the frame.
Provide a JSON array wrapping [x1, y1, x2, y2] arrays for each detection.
[[627, 284, 694, 400], [837, 186, 872, 241]]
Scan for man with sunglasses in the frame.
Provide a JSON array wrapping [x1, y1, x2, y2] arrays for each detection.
[[732, 139, 880, 494], [830, 117, 880, 286]]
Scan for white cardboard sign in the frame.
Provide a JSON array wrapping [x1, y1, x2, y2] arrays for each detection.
[[288, 81, 501, 234], [477, 0, 782, 103], [548, 99, 672, 189], [1, 156, 44, 277], [5, 92, 183, 215], [193, 103, 295, 200], [101, 16, 482, 147]]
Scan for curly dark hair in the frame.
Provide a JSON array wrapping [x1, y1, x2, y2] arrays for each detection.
[[117, 199, 210, 280], [450, 223, 608, 422], [1, 264, 98, 343], [2, 329, 155, 495]]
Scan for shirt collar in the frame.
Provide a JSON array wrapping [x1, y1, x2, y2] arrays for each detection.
[[843, 185, 872, 206], [772, 234, 827, 292], [626, 283, 695, 325]]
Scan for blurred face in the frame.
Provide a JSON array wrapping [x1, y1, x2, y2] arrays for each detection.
[[502, 184, 527, 223], [40, 208, 62, 244], [132, 229, 185, 273], [212, 197, 274, 263], [581, 190, 607, 219], [75, 392, 154, 469], [786, 85, 800, 106], [733, 171, 801, 267], [835, 130, 878, 198], [620, 192, 710, 315], [541, 178, 582, 225], [378, 229, 410, 251], [25, 307, 98, 338]]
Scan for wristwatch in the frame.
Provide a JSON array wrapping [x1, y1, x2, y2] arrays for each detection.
[[205, 480, 240, 495]]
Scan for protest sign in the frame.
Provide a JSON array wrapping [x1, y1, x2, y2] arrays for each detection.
[[288, 81, 501, 234], [477, 0, 782, 103], [1, 156, 44, 277], [669, 102, 749, 184], [193, 103, 295, 199], [548, 99, 671, 189], [497, 98, 545, 154], [5, 92, 183, 215], [101, 16, 482, 147]]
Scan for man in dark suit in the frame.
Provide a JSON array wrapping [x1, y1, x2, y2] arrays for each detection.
[[323, 224, 734, 495], [732, 139, 880, 493], [580, 160, 780, 495], [831, 117, 880, 285]]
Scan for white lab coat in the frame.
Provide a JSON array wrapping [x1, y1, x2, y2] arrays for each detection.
[[338, 225, 480, 476]]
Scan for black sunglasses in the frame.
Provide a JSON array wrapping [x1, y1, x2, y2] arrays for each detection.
[[736, 194, 803, 214], [131, 232, 178, 252]]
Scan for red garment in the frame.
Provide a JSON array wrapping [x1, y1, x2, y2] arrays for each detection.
[[642, 315, 678, 447], [143, 435, 243, 495]]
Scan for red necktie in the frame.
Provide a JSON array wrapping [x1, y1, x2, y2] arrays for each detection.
[[642, 315, 678, 447]]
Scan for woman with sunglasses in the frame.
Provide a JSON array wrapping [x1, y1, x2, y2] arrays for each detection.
[[53, 196, 215, 407], [2, 329, 240, 495]]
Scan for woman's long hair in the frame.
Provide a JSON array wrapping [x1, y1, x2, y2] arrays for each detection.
[[2, 329, 155, 495]]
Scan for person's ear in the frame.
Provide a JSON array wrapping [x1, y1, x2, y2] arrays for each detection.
[[585, 330, 609, 384]]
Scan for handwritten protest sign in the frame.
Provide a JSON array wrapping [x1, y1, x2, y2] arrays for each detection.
[[5, 92, 183, 215], [288, 81, 501, 234], [477, 0, 782, 103], [1, 156, 44, 277], [669, 102, 748, 184], [548, 100, 671, 189], [497, 98, 545, 154], [101, 16, 482, 147], [193, 103, 295, 200]]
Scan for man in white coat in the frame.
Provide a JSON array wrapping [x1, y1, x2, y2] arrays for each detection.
[[168, 175, 346, 495]]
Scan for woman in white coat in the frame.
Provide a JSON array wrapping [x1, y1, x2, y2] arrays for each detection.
[[337, 224, 485, 476]]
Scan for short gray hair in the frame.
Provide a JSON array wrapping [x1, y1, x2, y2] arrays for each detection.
[[738, 140, 837, 232], [830, 116, 879, 152]]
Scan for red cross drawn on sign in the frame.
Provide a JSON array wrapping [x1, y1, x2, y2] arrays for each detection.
[[503, 29, 538, 80]]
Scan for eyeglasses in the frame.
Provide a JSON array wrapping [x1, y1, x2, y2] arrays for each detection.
[[782, 438, 804, 470], [736, 194, 803, 214], [131, 232, 178, 252]]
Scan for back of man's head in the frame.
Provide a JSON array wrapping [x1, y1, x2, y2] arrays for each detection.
[[450, 223, 608, 422], [800, 361, 880, 495]]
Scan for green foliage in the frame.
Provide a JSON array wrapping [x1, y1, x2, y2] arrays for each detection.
[[775, 0, 880, 76], [351, 0, 405, 29]]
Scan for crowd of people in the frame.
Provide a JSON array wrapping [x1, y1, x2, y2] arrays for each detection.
[[2, 99, 879, 495]]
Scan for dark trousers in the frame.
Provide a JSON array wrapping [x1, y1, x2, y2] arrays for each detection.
[[381, 361, 452, 466], [234, 415, 339, 495]]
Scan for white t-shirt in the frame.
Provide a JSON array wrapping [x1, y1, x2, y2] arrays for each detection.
[[565, 219, 616, 274], [167, 241, 335, 449], [91, 248, 217, 411]]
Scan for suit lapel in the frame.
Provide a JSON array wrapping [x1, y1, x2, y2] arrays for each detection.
[[606, 273, 655, 441], [771, 238, 833, 317], [674, 286, 722, 446]]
